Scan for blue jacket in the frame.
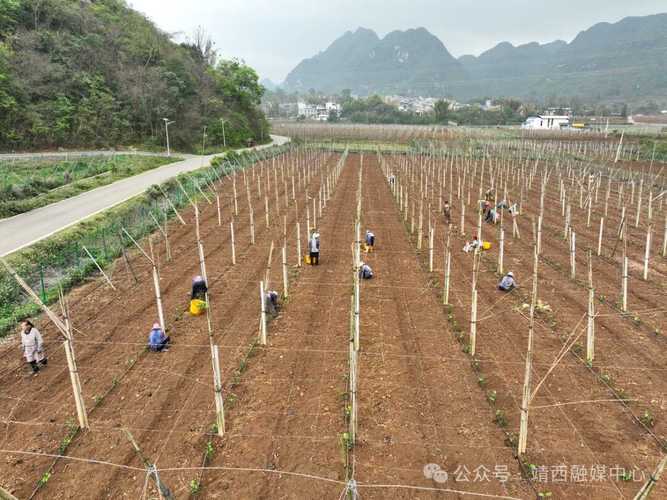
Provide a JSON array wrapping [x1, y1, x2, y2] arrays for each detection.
[[148, 328, 166, 349]]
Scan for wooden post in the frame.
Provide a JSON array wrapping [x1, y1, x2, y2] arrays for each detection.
[[211, 345, 225, 436], [518, 239, 539, 455], [230, 221, 236, 265], [0, 487, 19, 500], [259, 281, 267, 345], [152, 266, 166, 333], [597, 217, 604, 256], [216, 194, 222, 226], [586, 250, 595, 364], [265, 196, 270, 228], [417, 199, 424, 249], [282, 246, 289, 298]]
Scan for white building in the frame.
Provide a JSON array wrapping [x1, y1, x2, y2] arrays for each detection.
[[522, 115, 571, 130], [298, 101, 341, 121]]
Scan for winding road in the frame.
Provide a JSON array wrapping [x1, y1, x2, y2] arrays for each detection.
[[0, 135, 289, 257]]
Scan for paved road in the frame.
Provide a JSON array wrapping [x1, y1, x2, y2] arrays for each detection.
[[0, 135, 289, 257]]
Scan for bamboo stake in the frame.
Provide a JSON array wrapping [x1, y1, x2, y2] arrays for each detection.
[[249, 208, 255, 245], [230, 221, 236, 265], [634, 454, 667, 500], [259, 281, 267, 345], [82, 245, 116, 290], [622, 240, 629, 313], [296, 222, 302, 267], [643, 224, 652, 281], [157, 185, 186, 225], [586, 250, 595, 364], [264, 241, 274, 290], [428, 226, 434, 272], [518, 235, 539, 455], [216, 194, 222, 226], [569, 231, 576, 280], [211, 345, 225, 436], [0, 487, 18, 500], [443, 227, 452, 306], [469, 249, 480, 356], [59, 293, 89, 429], [597, 217, 604, 256], [123, 429, 174, 499], [282, 246, 289, 298]]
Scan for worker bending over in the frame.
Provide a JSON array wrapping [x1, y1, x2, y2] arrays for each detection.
[[365, 230, 375, 251], [359, 262, 374, 280], [265, 290, 280, 316], [498, 272, 517, 292]]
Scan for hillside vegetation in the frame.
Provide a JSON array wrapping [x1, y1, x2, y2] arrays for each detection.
[[0, 0, 269, 151]]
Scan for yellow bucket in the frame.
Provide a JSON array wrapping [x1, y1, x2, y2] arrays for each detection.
[[482, 241, 492, 250], [304, 254, 311, 264], [190, 299, 207, 316]]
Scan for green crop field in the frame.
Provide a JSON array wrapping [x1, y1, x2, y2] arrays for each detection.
[[0, 155, 178, 219]]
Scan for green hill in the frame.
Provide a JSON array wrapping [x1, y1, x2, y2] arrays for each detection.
[[0, 0, 269, 151]]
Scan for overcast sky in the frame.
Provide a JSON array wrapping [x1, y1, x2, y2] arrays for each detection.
[[129, 0, 666, 82]]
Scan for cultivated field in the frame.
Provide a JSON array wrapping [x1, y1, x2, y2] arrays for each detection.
[[0, 130, 665, 499]]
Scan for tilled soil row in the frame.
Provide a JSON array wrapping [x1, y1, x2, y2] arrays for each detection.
[[194, 152, 356, 499], [384, 153, 667, 499], [349, 155, 532, 499], [0, 151, 336, 498]]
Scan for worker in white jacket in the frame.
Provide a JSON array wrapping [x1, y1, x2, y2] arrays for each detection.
[[20, 320, 47, 374], [309, 230, 320, 265]]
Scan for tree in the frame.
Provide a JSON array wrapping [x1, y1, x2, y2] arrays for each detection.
[[434, 99, 450, 123]]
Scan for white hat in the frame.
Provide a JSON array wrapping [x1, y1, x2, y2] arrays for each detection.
[[507, 272, 514, 277]]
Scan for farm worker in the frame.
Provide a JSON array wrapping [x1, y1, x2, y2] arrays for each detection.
[[148, 322, 170, 352], [498, 272, 517, 292], [508, 203, 518, 216], [265, 290, 280, 316], [309, 230, 320, 265], [485, 206, 497, 224], [485, 188, 494, 200], [359, 262, 374, 280], [20, 320, 47, 375], [443, 201, 452, 224], [365, 230, 375, 250], [388, 174, 396, 185], [463, 236, 481, 253], [191, 275, 208, 300]]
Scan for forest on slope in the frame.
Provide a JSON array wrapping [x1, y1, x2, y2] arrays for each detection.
[[0, 0, 270, 151]]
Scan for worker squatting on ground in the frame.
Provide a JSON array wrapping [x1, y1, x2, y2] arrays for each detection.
[[265, 290, 280, 316], [365, 230, 375, 251], [309, 230, 320, 265], [20, 320, 47, 375], [359, 262, 374, 280], [498, 272, 517, 292], [148, 322, 170, 352]]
